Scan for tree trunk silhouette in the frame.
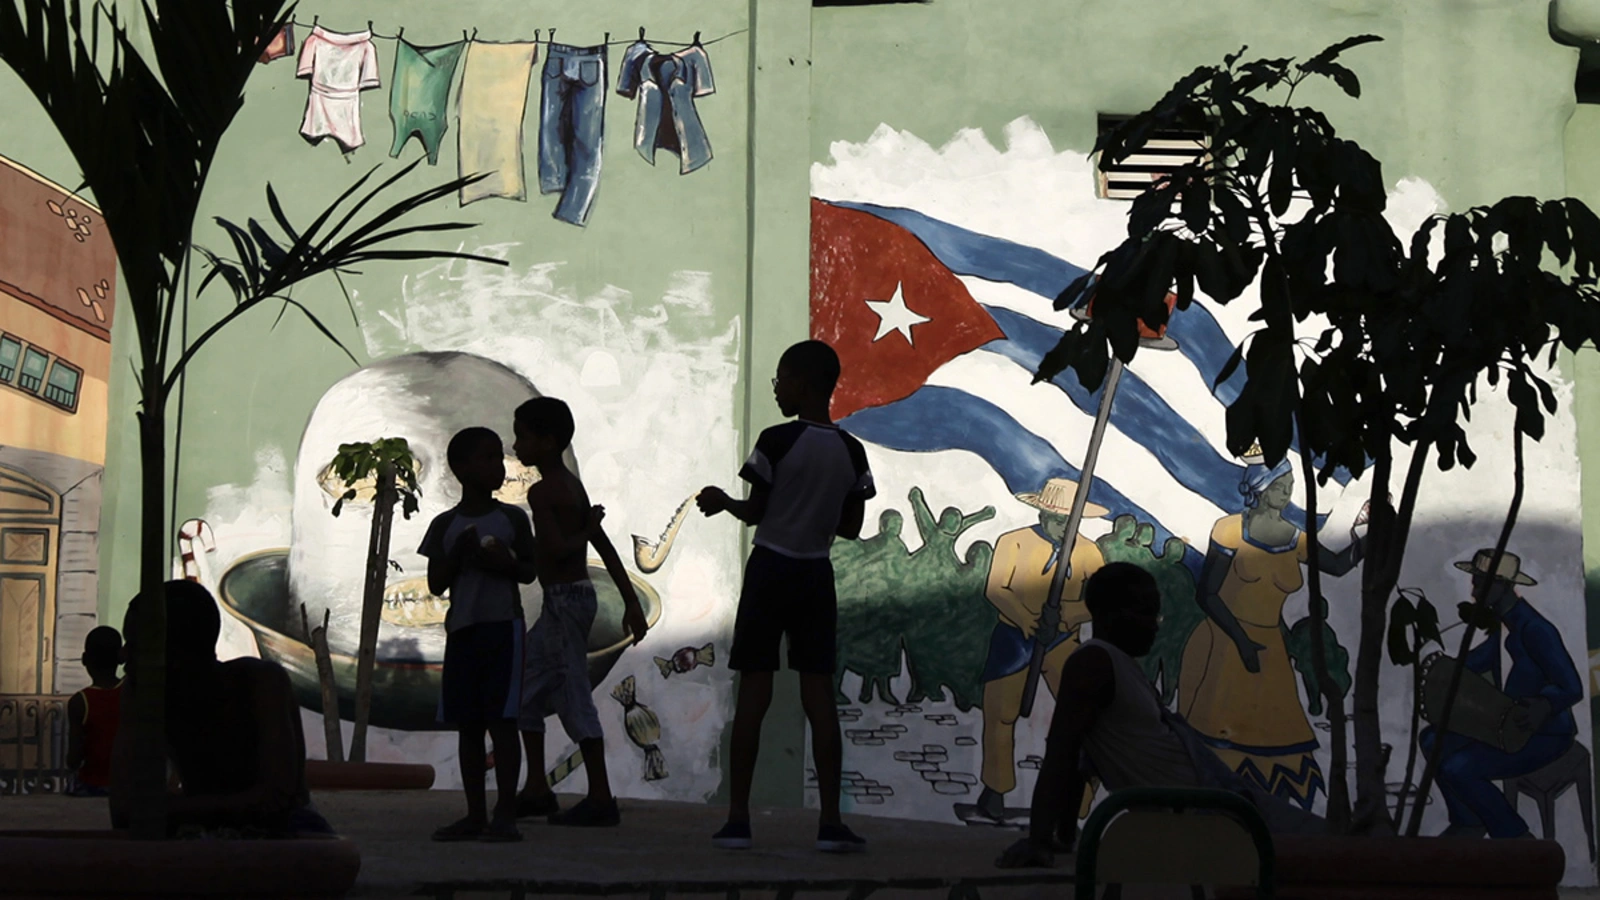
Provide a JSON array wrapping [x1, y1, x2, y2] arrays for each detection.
[[349, 462, 397, 763], [303, 604, 343, 764], [1351, 451, 1395, 833], [130, 401, 171, 839], [1297, 407, 1350, 830]]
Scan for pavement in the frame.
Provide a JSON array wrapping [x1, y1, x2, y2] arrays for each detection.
[[2, 790, 1076, 900]]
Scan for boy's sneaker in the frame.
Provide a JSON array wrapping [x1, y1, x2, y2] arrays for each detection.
[[549, 796, 621, 827], [515, 792, 561, 819], [431, 817, 485, 842], [712, 820, 753, 849], [482, 817, 523, 843], [816, 822, 867, 853]]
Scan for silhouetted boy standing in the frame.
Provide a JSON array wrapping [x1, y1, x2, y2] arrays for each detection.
[[699, 339, 874, 853], [512, 397, 648, 827], [422, 427, 539, 842]]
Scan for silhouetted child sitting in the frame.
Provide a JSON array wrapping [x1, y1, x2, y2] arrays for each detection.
[[66, 626, 122, 797], [111, 580, 335, 837], [512, 397, 648, 827], [421, 426, 540, 843], [698, 340, 874, 853]]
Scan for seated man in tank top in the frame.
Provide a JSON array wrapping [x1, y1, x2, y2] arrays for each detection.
[[997, 563, 1324, 869], [110, 580, 334, 837]]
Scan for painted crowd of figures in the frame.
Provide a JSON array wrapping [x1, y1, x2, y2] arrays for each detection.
[[833, 465, 1586, 842]]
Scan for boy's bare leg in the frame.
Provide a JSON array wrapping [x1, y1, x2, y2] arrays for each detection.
[[799, 672, 844, 826], [488, 722, 522, 820], [458, 726, 489, 824], [579, 736, 612, 803], [727, 671, 775, 824], [519, 730, 553, 800]]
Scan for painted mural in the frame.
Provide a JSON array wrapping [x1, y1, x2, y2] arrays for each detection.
[[807, 118, 1594, 882], [174, 254, 743, 802], [0, 154, 117, 793]]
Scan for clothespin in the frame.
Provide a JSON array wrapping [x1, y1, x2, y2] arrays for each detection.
[[463, 29, 469, 43], [366, 20, 373, 34], [693, 31, 702, 46], [311, 14, 319, 28], [639, 26, 647, 41], [604, 31, 610, 46], [549, 28, 557, 44], [397, 26, 405, 40], [535, 29, 542, 44], [471, 27, 478, 40]]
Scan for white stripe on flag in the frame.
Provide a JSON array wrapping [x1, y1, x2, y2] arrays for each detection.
[[922, 350, 1225, 547], [959, 276, 1235, 455]]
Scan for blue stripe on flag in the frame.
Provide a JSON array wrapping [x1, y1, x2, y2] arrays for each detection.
[[839, 385, 1207, 574], [828, 198, 1352, 486]]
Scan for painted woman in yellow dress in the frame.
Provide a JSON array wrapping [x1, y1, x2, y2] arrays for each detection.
[[1177, 458, 1362, 810]]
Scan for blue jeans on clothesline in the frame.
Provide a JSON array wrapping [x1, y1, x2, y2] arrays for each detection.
[[538, 42, 606, 226]]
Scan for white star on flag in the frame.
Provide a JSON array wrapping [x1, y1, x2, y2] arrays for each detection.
[[865, 282, 931, 345]]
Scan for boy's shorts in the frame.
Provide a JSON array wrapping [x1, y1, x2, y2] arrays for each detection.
[[729, 545, 837, 674], [438, 619, 523, 726], [520, 580, 603, 741]]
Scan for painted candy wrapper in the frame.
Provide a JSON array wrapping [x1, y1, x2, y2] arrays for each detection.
[[611, 675, 667, 781], [654, 642, 715, 678]]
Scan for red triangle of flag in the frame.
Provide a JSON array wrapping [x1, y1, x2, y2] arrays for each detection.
[[810, 200, 1003, 420]]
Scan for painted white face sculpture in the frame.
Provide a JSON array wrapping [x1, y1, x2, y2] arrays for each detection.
[[289, 351, 576, 659]]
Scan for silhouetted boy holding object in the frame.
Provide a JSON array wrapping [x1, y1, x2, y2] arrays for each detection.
[[698, 340, 875, 853], [66, 626, 122, 797], [421, 427, 539, 842], [111, 580, 335, 837], [512, 397, 648, 827]]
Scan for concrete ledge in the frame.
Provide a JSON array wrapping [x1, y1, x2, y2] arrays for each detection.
[[0, 831, 361, 899], [303, 759, 435, 791], [1217, 835, 1565, 900]]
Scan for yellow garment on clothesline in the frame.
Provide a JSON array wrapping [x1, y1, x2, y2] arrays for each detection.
[[457, 41, 538, 205]]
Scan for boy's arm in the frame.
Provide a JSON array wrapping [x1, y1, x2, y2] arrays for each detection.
[[590, 527, 649, 645], [1029, 646, 1113, 848], [421, 515, 467, 598], [836, 494, 866, 540], [700, 482, 769, 526], [66, 691, 86, 771]]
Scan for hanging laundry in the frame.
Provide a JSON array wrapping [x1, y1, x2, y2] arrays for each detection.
[[538, 42, 608, 226], [457, 41, 539, 205], [258, 23, 294, 64], [616, 39, 715, 175], [389, 39, 467, 165], [297, 26, 381, 153]]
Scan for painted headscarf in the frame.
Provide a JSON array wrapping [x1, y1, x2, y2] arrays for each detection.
[[1239, 458, 1294, 510]]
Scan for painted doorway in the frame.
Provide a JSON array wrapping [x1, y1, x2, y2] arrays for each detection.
[[0, 466, 59, 695]]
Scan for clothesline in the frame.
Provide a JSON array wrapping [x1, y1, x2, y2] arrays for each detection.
[[288, 17, 748, 49]]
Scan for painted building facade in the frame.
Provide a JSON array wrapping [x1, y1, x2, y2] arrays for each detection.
[[2, 0, 1599, 885]]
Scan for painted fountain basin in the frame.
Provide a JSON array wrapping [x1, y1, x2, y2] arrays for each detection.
[[219, 549, 662, 732]]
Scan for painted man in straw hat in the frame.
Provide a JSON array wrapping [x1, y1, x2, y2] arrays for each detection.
[[1419, 549, 1583, 839], [972, 477, 1107, 821]]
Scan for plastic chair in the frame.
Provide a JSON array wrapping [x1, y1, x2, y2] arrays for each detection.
[[1075, 787, 1276, 900]]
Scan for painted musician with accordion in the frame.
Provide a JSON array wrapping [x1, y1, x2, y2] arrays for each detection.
[[1418, 550, 1584, 839]]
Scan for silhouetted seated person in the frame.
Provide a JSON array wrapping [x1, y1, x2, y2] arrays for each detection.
[[66, 625, 123, 797], [110, 580, 334, 838], [997, 563, 1324, 869]]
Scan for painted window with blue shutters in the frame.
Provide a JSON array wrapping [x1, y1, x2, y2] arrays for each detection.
[[17, 346, 47, 392], [42, 360, 80, 412], [0, 334, 19, 382]]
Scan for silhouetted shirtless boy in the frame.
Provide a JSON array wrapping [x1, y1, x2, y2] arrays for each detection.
[[512, 397, 648, 827]]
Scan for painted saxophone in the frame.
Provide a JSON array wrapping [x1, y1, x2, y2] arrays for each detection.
[[632, 493, 698, 574]]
